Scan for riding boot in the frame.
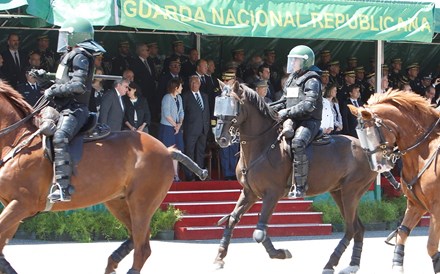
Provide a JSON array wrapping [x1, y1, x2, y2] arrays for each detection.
[[287, 151, 309, 199], [48, 140, 74, 202]]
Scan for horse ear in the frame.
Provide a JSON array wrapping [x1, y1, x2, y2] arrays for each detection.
[[233, 81, 241, 95], [348, 104, 372, 120], [347, 104, 359, 117], [218, 79, 225, 90]]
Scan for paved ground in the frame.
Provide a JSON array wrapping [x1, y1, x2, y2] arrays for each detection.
[[4, 227, 433, 274]]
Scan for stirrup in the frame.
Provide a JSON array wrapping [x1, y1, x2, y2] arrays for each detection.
[[48, 183, 72, 203], [287, 185, 307, 199]]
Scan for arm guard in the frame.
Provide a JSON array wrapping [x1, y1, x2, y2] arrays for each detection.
[[288, 77, 321, 118], [46, 54, 89, 98]]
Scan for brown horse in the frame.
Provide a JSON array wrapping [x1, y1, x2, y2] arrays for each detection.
[[212, 81, 378, 274], [348, 90, 440, 273], [0, 81, 207, 274]]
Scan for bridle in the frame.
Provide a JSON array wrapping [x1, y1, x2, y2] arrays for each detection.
[[357, 114, 401, 165], [358, 112, 440, 164]]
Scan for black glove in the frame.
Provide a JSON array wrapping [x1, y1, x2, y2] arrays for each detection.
[[29, 69, 54, 89], [44, 86, 56, 100], [278, 108, 290, 120]]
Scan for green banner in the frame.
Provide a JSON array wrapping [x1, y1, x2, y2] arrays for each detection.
[[120, 0, 435, 42], [26, 0, 119, 27]]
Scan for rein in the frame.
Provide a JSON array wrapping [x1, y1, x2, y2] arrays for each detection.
[[0, 97, 49, 138], [0, 97, 49, 167]]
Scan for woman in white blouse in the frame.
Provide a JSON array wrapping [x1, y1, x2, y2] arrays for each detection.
[[322, 84, 343, 134]]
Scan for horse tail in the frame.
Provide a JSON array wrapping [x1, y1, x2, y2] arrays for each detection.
[[168, 146, 208, 180]]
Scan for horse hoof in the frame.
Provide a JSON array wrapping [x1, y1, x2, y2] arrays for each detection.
[[392, 265, 404, 273], [269, 249, 292, 259], [200, 169, 209, 180], [322, 269, 335, 274], [213, 260, 225, 270], [252, 229, 266, 243], [338, 265, 359, 274]]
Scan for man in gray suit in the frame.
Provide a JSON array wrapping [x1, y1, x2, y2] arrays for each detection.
[[182, 75, 210, 180], [98, 78, 129, 131]]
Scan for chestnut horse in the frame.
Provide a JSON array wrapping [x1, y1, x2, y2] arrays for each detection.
[[349, 90, 440, 273], [212, 81, 378, 274], [0, 81, 206, 274]]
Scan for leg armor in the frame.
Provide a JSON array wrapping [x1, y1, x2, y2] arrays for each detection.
[[288, 120, 320, 199], [48, 108, 85, 202]]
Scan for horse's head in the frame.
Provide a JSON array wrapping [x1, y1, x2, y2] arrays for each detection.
[[348, 104, 396, 173], [213, 80, 243, 148]]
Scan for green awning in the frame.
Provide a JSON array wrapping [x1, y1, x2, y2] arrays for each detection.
[[22, 0, 437, 43], [0, 0, 27, 10]]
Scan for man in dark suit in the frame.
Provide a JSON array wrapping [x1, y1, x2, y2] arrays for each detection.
[[111, 40, 133, 76], [162, 40, 188, 75], [341, 84, 363, 138], [130, 42, 157, 122], [98, 79, 129, 131], [1, 33, 27, 88], [17, 69, 42, 106], [182, 75, 210, 181]]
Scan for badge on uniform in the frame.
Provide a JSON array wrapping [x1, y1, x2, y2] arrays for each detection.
[[286, 87, 299, 98]]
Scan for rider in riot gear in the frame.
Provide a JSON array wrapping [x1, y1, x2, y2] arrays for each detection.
[[276, 45, 323, 199], [45, 17, 105, 202]]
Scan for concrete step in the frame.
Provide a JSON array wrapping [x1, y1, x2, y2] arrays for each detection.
[[177, 211, 324, 227], [175, 223, 333, 240], [163, 200, 313, 214]]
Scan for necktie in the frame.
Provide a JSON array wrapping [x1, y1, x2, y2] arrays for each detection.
[[195, 92, 203, 110], [201, 75, 205, 84], [32, 84, 37, 91], [144, 59, 151, 75], [353, 100, 359, 107], [119, 95, 124, 111], [14, 52, 20, 68]]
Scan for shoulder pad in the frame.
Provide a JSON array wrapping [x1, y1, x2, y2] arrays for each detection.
[[77, 40, 106, 55]]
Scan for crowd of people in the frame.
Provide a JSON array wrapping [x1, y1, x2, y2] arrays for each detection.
[[2, 30, 439, 184]]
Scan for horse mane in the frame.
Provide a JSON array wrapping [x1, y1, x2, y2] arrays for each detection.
[[239, 83, 279, 121], [367, 89, 440, 118], [0, 80, 34, 116]]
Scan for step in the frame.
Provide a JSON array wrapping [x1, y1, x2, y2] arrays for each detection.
[[177, 211, 323, 227], [163, 200, 313, 214], [169, 180, 241, 191], [419, 215, 430, 227], [163, 189, 242, 203], [175, 223, 332, 240]]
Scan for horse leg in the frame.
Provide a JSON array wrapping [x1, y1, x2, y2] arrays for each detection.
[[126, 198, 154, 274], [323, 190, 364, 274], [427, 209, 440, 273], [254, 191, 291, 260], [104, 199, 133, 274], [0, 223, 20, 274], [392, 200, 425, 273], [0, 200, 36, 274], [214, 189, 258, 269]]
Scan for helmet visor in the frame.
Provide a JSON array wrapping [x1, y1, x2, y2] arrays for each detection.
[[286, 56, 304, 74], [57, 30, 70, 53]]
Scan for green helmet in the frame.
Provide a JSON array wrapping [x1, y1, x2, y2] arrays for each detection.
[[286, 45, 315, 74], [57, 17, 94, 52]]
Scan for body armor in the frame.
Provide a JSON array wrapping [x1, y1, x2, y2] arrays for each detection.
[[281, 70, 322, 199], [284, 70, 323, 121], [47, 44, 98, 202]]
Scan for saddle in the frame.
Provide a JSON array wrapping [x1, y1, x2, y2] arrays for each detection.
[[281, 128, 332, 160], [42, 112, 111, 165]]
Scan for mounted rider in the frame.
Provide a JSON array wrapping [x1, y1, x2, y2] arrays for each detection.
[[276, 45, 323, 199], [45, 17, 105, 202]]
